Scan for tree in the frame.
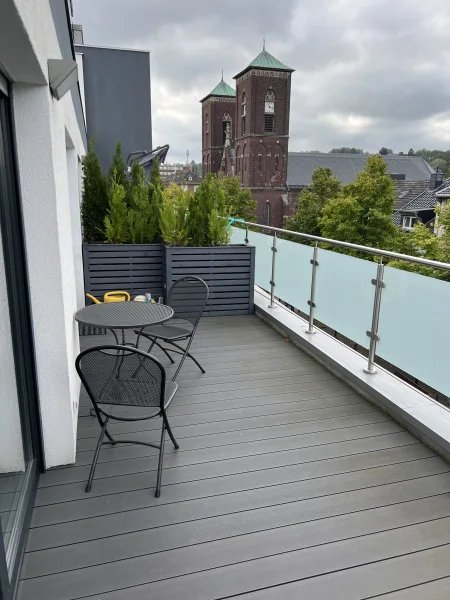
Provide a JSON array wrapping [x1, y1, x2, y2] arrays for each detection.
[[415, 149, 450, 176], [286, 167, 340, 237], [186, 174, 230, 246], [220, 176, 256, 222], [104, 174, 128, 243], [407, 148, 415, 156], [329, 147, 366, 154], [159, 183, 190, 246], [81, 138, 109, 242], [388, 203, 450, 280], [320, 154, 398, 250], [108, 141, 129, 191], [147, 157, 164, 241], [127, 163, 158, 243], [379, 147, 393, 155]]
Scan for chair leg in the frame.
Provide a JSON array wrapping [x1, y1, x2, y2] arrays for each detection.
[[155, 422, 166, 498], [163, 411, 179, 450], [152, 340, 175, 364], [86, 419, 108, 492], [170, 338, 204, 379], [186, 351, 206, 374]]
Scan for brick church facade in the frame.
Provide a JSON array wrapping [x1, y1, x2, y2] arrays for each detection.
[[200, 48, 294, 227]]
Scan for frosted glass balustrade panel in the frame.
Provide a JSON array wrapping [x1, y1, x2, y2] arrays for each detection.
[[275, 237, 313, 314], [245, 229, 273, 293], [230, 226, 246, 246], [377, 266, 450, 397], [315, 249, 378, 349]]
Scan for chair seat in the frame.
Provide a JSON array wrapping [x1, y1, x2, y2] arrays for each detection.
[[97, 380, 178, 421], [137, 319, 194, 341]]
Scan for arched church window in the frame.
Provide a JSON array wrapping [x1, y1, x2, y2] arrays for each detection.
[[264, 90, 275, 132], [264, 201, 270, 226], [274, 154, 279, 171], [258, 154, 262, 171], [241, 93, 246, 135]]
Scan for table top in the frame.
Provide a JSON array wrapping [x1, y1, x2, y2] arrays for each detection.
[[75, 302, 174, 329]]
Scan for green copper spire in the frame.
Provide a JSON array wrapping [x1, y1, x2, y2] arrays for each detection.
[[234, 48, 294, 79], [200, 76, 236, 103]]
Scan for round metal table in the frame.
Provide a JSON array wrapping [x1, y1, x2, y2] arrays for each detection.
[[75, 302, 174, 345]]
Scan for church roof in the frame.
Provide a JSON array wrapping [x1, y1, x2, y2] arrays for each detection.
[[234, 49, 294, 79], [200, 79, 236, 102]]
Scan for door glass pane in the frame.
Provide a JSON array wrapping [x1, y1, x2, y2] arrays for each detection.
[[0, 218, 29, 566], [0, 91, 35, 576]]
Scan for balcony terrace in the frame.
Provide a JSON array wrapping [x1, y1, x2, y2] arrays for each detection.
[[15, 218, 450, 599], [16, 309, 450, 599]]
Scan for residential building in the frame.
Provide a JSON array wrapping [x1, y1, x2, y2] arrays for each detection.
[[0, 1, 87, 597], [393, 173, 449, 231], [163, 169, 202, 192], [201, 51, 435, 227], [74, 26, 152, 173]]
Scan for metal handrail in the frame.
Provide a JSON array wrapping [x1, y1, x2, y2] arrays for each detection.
[[230, 219, 450, 273]]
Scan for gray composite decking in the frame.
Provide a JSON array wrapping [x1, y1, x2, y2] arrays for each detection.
[[17, 315, 450, 599]]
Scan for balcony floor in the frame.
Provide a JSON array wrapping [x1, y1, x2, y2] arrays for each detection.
[[17, 315, 450, 599]]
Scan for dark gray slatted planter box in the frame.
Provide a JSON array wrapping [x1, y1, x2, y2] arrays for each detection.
[[164, 245, 255, 316], [82, 243, 255, 322], [82, 243, 164, 303]]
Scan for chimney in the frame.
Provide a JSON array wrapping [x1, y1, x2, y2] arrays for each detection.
[[72, 24, 84, 45], [430, 172, 444, 190]]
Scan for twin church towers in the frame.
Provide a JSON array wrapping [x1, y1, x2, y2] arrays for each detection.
[[200, 47, 294, 225]]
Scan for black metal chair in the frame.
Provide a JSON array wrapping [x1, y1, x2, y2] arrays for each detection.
[[135, 276, 209, 380], [75, 345, 178, 497]]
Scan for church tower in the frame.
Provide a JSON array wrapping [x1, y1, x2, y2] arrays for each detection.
[[233, 47, 294, 225], [200, 77, 236, 175]]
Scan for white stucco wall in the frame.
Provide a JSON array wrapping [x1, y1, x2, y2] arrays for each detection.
[[3, 0, 87, 467]]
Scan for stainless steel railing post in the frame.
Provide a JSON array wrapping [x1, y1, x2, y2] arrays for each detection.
[[306, 243, 319, 334], [268, 232, 277, 309], [364, 259, 385, 374]]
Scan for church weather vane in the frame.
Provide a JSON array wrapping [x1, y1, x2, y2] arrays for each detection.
[[263, 38, 265, 51]]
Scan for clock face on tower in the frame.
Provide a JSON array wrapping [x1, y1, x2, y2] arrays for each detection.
[[265, 101, 274, 113]]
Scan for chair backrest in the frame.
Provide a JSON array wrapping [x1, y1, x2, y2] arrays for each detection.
[[168, 276, 209, 326], [75, 345, 166, 418]]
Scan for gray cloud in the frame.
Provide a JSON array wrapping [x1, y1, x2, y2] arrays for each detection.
[[74, 0, 450, 162]]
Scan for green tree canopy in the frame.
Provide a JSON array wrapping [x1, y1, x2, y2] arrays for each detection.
[[186, 174, 229, 247], [286, 167, 341, 237], [379, 147, 393, 155], [81, 138, 109, 242], [159, 183, 190, 246], [127, 163, 158, 243], [320, 154, 398, 249], [108, 142, 129, 192], [329, 147, 366, 154], [407, 148, 415, 156], [220, 176, 256, 222], [104, 173, 128, 243]]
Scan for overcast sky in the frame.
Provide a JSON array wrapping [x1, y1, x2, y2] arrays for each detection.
[[74, 0, 450, 163]]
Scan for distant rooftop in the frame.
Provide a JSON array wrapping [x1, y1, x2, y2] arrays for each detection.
[[200, 78, 236, 102], [234, 49, 294, 79], [287, 153, 435, 188], [394, 180, 430, 211]]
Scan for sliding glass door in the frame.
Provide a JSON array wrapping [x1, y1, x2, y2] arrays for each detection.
[[0, 81, 41, 600]]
